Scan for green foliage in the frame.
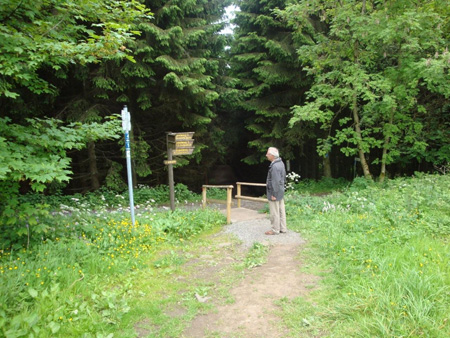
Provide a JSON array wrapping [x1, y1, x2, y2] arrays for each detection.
[[282, 0, 450, 177], [205, 188, 228, 200], [133, 183, 198, 205], [0, 203, 225, 337], [230, 0, 310, 164], [287, 176, 349, 195], [104, 161, 127, 192], [0, 183, 201, 249], [285, 173, 450, 336], [0, 0, 151, 98], [0, 182, 51, 250], [81, 0, 234, 187], [244, 242, 269, 268], [0, 116, 122, 247]]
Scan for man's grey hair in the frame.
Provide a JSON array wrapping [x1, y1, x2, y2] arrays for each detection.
[[268, 147, 280, 158]]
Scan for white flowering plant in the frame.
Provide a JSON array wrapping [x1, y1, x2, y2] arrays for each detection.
[[285, 171, 301, 191]]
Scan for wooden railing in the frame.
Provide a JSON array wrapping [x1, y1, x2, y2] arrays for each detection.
[[201, 182, 267, 223], [235, 182, 267, 207], [201, 185, 234, 224]]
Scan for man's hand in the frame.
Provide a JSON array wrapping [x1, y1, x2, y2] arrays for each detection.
[[271, 196, 276, 201]]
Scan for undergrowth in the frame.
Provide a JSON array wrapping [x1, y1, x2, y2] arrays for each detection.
[[283, 173, 449, 337]]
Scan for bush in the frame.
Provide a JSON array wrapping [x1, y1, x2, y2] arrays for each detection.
[[288, 176, 349, 195]]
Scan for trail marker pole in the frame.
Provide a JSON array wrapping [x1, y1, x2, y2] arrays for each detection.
[[165, 132, 195, 211], [122, 106, 135, 226], [167, 145, 175, 211]]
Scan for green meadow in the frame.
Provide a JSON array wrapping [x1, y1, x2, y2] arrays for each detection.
[[283, 174, 449, 337], [0, 174, 448, 337]]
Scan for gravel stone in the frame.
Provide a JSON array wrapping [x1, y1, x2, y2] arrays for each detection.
[[223, 218, 305, 248]]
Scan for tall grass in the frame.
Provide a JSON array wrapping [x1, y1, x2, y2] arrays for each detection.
[[283, 174, 449, 337], [1, 174, 448, 337], [0, 202, 225, 337]]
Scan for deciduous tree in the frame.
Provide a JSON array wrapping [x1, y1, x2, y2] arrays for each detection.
[[282, 0, 449, 180]]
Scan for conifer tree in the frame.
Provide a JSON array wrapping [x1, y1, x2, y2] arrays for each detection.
[[229, 0, 313, 167], [89, 0, 233, 188]]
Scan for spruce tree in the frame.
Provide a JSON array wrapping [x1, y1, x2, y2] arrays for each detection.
[[85, 0, 233, 189], [229, 0, 313, 168]]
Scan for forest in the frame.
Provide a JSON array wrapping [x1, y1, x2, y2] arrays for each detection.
[[0, 2, 449, 336], [1, 0, 449, 198]]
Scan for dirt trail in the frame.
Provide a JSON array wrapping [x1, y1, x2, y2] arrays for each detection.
[[138, 201, 320, 337], [182, 243, 319, 338]]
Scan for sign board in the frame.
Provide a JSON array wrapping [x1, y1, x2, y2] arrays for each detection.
[[166, 131, 195, 211], [121, 106, 131, 132], [169, 139, 194, 148], [167, 132, 195, 155], [173, 147, 194, 156], [167, 132, 194, 142]]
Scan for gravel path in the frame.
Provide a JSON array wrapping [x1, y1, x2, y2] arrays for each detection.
[[223, 218, 305, 248], [204, 199, 306, 247]]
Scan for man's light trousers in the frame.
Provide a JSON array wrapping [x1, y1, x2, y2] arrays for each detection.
[[268, 199, 287, 233]]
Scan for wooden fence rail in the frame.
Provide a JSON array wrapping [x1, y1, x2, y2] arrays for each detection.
[[235, 182, 267, 207], [201, 182, 267, 224]]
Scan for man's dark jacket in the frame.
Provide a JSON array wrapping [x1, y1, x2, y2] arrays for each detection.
[[266, 158, 286, 201]]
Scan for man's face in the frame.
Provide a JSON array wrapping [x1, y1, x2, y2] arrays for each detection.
[[266, 150, 275, 162]]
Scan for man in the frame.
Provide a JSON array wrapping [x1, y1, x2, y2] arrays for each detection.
[[265, 147, 287, 235]]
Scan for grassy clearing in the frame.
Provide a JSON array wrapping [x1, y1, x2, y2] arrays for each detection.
[[0, 205, 230, 337], [1, 174, 448, 337], [283, 174, 449, 337]]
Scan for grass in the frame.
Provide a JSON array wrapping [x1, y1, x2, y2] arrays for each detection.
[[282, 173, 450, 337], [0, 206, 228, 337], [243, 242, 269, 268], [1, 173, 448, 337]]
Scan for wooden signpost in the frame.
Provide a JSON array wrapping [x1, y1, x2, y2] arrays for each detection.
[[165, 132, 195, 211]]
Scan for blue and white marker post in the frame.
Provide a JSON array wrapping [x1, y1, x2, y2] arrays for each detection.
[[121, 106, 136, 226]]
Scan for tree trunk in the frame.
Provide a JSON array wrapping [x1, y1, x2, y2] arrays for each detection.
[[323, 154, 332, 178], [88, 141, 100, 190], [379, 109, 394, 182], [379, 138, 389, 183], [352, 94, 372, 179]]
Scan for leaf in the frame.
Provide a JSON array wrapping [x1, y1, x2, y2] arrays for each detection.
[[48, 321, 60, 334], [28, 288, 38, 298]]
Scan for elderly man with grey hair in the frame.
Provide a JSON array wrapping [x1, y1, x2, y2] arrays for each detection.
[[265, 147, 287, 235]]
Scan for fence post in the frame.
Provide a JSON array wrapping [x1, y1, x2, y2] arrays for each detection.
[[202, 186, 207, 209], [236, 183, 241, 208], [226, 186, 232, 224]]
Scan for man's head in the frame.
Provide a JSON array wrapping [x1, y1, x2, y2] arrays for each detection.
[[266, 147, 279, 162]]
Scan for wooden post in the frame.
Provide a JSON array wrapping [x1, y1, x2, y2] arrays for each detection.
[[226, 186, 232, 224], [202, 186, 207, 209], [236, 183, 241, 208], [167, 147, 175, 211]]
